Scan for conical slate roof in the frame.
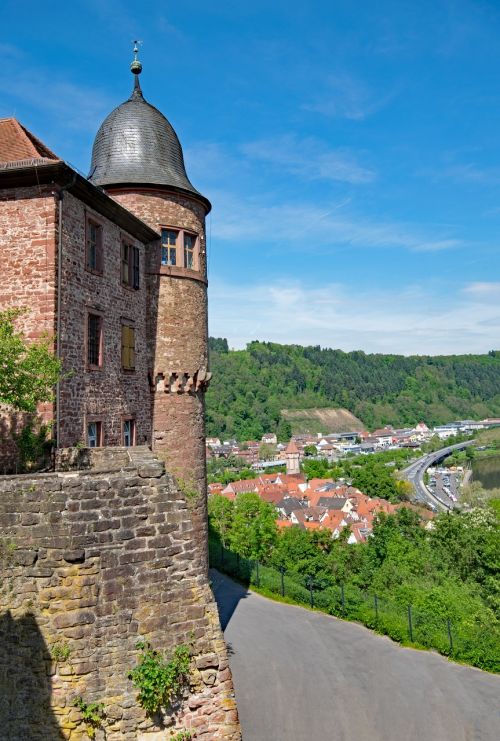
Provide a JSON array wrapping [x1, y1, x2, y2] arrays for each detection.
[[89, 62, 210, 211]]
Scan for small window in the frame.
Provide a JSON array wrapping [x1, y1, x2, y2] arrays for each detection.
[[121, 243, 130, 285], [87, 421, 102, 448], [161, 229, 178, 266], [123, 419, 135, 447], [184, 233, 196, 269], [121, 324, 135, 370], [86, 220, 103, 273], [87, 314, 102, 367], [132, 246, 140, 289], [122, 243, 140, 288]]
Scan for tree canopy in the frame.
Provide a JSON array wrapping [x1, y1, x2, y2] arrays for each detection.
[[0, 309, 62, 412], [206, 339, 500, 440]]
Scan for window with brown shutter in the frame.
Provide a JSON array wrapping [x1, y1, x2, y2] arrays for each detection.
[[121, 243, 130, 285], [121, 323, 135, 370], [121, 243, 140, 289], [86, 219, 103, 274]]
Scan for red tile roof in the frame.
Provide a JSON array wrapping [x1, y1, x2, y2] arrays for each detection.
[[0, 118, 59, 164]]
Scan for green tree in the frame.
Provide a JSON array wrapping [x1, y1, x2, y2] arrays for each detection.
[[229, 492, 278, 561], [207, 494, 234, 547], [0, 309, 62, 412], [259, 442, 277, 461]]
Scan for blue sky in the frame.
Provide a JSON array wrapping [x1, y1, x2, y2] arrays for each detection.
[[2, 0, 500, 355]]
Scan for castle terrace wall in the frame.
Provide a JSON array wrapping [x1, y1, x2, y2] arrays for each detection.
[[0, 448, 240, 740]]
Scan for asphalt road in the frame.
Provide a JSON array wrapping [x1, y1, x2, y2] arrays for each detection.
[[211, 570, 500, 741]]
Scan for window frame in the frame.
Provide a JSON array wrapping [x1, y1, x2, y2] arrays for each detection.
[[86, 311, 103, 369], [85, 215, 104, 275], [160, 228, 179, 267], [122, 417, 136, 447], [121, 242, 140, 289], [160, 227, 199, 272], [121, 321, 136, 372], [183, 232, 196, 270], [86, 418, 103, 448]]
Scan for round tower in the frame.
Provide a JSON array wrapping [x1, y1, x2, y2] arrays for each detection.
[[89, 47, 211, 542]]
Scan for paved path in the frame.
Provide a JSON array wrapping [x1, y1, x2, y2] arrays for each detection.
[[211, 570, 500, 741]]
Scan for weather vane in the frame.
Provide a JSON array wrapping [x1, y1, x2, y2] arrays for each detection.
[[131, 40, 143, 75]]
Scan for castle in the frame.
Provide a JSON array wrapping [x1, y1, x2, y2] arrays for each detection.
[[0, 45, 211, 498], [0, 51, 241, 740]]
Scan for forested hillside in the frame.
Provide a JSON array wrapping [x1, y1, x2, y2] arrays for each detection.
[[206, 339, 500, 440]]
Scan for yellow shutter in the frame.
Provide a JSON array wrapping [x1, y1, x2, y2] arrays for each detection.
[[129, 327, 135, 369], [121, 325, 135, 369], [121, 325, 127, 368]]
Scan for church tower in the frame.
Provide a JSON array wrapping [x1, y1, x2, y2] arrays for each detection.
[[285, 439, 301, 476], [89, 46, 211, 544]]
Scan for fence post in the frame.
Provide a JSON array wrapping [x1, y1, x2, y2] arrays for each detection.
[[307, 577, 314, 609], [255, 561, 260, 587], [341, 583, 345, 613], [447, 618, 454, 653], [374, 593, 379, 621], [408, 604, 413, 642], [220, 543, 224, 566], [279, 566, 286, 597]]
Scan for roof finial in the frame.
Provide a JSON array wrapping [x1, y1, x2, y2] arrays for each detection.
[[131, 40, 143, 75], [130, 40, 143, 99]]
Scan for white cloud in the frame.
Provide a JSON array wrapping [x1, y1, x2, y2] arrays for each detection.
[[0, 45, 114, 133], [241, 135, 376, 184], [463, 282, 500, 298], [302, 73, 392, 120], [208, 278, 500, 355], [423, 162, 500, 185], [208, 191, 461, 253]]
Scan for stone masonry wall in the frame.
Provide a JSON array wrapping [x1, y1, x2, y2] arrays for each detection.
[[0, 185, 57, 451], [58, 192, 153, 449], [0, 184, 57, 343], [0, 448, 240, 741]]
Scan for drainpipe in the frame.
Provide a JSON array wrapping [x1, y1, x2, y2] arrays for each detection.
[[55, 172, 77, 449]]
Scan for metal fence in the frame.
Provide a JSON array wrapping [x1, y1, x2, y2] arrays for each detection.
[[209, 539, 500, 673]]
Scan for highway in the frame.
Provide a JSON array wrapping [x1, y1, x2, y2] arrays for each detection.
[[401, 440, 474, 511]]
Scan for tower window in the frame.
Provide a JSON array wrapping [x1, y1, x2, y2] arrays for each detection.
[[86, 219, 103, 273], [184, 233, 196, 269], [122, 243, 140, 288], [161, 229, 178, 266], [87, 313, 103, 367], [160, 228, 199, 270]]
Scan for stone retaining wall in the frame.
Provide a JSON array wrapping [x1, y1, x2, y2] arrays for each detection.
[[0, 448, 240, 740]]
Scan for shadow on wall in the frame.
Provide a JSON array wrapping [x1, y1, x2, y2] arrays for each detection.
[[0, 611, 65, 740], [0, 407, 26, 474]]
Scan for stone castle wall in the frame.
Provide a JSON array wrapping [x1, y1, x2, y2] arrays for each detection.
[[0, 448, 240, 740]]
